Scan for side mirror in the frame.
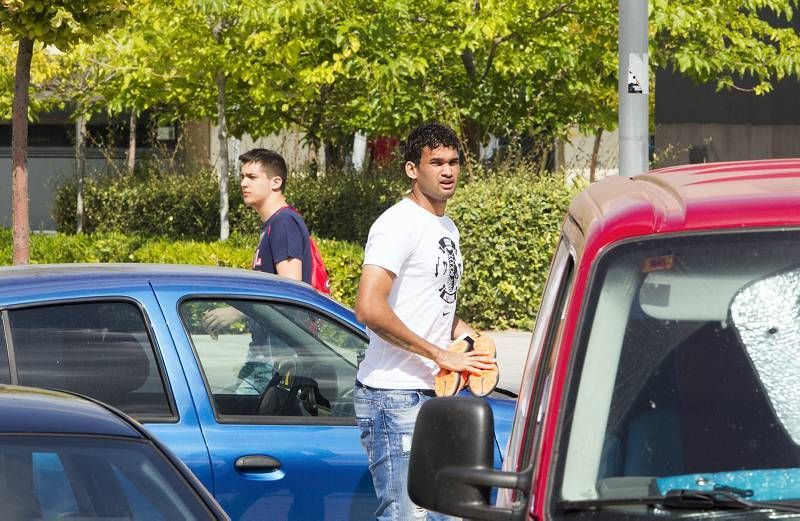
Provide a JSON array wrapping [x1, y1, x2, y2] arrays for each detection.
[[408, 396, 531, 521]]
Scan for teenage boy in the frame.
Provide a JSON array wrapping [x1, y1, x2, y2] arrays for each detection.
[[202, 148, 311, 335]]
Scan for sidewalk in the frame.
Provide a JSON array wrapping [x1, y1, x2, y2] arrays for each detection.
[[481, 330, 532, 395]]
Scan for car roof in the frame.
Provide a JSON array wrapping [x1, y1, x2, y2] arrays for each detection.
[[0, 263, 323, 299], [0, 263, 296, 286], [0, 385, 142, 438], [567, 158, 800, 255]]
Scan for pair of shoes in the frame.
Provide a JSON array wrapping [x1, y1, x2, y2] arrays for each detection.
[[434, 333, 499, 397]]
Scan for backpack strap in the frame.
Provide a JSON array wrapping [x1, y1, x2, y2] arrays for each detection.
[[266, 205, 292, 236]]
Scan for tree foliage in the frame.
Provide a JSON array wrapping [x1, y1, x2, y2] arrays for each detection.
[[1, 0, 131, 263], [6, 0, 800, 167], [652, 0, 800, 95], [0, 36, 63, 120], [0, 1, 130, 47], [240, 0, 620, 158]]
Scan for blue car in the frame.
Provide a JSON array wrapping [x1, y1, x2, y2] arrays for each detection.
[[0, 384, 229, 520], [0, 264, 516, 520]]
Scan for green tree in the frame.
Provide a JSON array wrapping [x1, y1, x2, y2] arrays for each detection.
[[1, 0, 131, 263], [72, 0, 260, 240], [240, 0, 620, 169], [652, 0, 800, 95], [0, 35, 64, 120]]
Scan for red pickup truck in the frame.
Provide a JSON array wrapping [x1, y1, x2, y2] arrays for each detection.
[[409, 159, 800, 520]]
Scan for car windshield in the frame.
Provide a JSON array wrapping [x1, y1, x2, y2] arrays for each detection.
[[559, 230, 800, 507], [0, 434, 215, 520]]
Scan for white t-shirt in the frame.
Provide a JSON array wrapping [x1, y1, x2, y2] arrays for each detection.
[[357, 198, 463, 390]]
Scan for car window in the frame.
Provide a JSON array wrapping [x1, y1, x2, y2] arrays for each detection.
[[558, 229, 800, 506], [0, 315, 10, 384], [501, 240, 573, 507], [7, 301, 174, 420], [180, 299, 367, 421], [0, 435, 216, 520]]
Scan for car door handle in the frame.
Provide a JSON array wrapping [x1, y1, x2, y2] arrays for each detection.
[[234, 455, 282, 472]]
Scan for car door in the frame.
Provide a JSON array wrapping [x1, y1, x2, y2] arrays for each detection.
[[0, 294, 215, 493], [162, 293, 375, 521]]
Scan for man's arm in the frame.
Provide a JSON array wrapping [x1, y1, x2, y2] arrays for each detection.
[[202, 306, 245, 338], [355, 264, 493, 374], [451, 316, 476, 340], [275, 258, 303, 280]]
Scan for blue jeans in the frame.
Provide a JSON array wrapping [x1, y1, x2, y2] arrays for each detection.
[[354, 382, 457, 521]]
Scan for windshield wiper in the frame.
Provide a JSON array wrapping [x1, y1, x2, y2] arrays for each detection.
[[560, 489, 800, 514]]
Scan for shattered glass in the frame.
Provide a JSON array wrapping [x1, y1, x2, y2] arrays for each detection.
[[730, 266, 800, 445]]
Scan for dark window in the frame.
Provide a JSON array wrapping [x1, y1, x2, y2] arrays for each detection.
[[181, 299, 367, 421], [0, 436, 215, 520], [8, 302, 173, 419]]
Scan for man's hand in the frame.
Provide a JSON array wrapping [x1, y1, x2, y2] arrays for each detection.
[[433, 346, 495, 375], [434, 334, 499, 397], [202, 307, 244, 339]]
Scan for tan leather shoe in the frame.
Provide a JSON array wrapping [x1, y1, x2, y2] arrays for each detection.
[[434, 336, 473, 397], [467, 334, 499, 397]]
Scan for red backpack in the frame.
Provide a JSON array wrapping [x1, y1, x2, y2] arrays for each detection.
[[306, 235, 332, 295], [267, 207, 331, 295]]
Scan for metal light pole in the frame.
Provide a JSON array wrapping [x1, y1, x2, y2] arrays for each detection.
[[618, 0, 649, 177]]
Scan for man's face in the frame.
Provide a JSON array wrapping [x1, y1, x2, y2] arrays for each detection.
[[240, 161, 277, 208], [407, 145, 461, 202]]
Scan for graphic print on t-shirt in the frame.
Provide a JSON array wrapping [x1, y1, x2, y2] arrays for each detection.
[[435, 237, 461, 304], [252, 230, 266, 268]]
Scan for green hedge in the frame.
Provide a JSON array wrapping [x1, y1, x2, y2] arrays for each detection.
[[449, 173, 576, 329], [0, 229, 363, 308], [33, 167, 579, 327], [54, 169, 407, 244], [53, 169, 257, 240]]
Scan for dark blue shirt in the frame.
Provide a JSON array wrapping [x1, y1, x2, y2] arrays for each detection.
[[252, 207, 312, 284]]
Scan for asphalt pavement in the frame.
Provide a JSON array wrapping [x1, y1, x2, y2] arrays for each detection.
[[482, 329, 533, 395]]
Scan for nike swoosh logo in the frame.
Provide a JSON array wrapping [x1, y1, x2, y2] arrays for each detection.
[[442, 311, 451, 317]]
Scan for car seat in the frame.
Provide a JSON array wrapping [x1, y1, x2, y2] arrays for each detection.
[[13, 329, 150, 412]]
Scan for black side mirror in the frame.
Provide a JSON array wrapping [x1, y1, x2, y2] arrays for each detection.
[[408, 396, 529, 521]]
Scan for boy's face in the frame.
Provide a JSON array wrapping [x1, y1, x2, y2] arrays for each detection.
[[240, 161, 278, 208]]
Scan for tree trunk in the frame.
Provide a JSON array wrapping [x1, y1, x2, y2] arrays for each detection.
[[589, 127, 603, 182], [307, 137, 320, 179], [127, 108, 137, 174], [11, 38, 33, 265], [216, 71, 230, 241], [460, 118, 481, 174], [352, 132, 367, 172], [318, 138, 326, 177], [75, 116, 87, 233]]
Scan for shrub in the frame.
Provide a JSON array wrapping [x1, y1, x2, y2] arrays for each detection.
[[1, 230, 363, 307], [30, 231, 143, 263], [449, 170, 579, 329], [45, 164, 581, 327], [53, 167, 407, 244], [130, 238, 253, 267], [54, 168, 255, 240], [0, 229, 10, 263], [315, 237, 364, 307], [288, 172, 407, 243]]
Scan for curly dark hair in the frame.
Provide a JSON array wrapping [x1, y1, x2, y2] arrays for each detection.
[[403, 122, 461, 165]]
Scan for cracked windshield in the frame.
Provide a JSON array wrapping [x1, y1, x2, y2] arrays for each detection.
[[560, 230, 800, 504]]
